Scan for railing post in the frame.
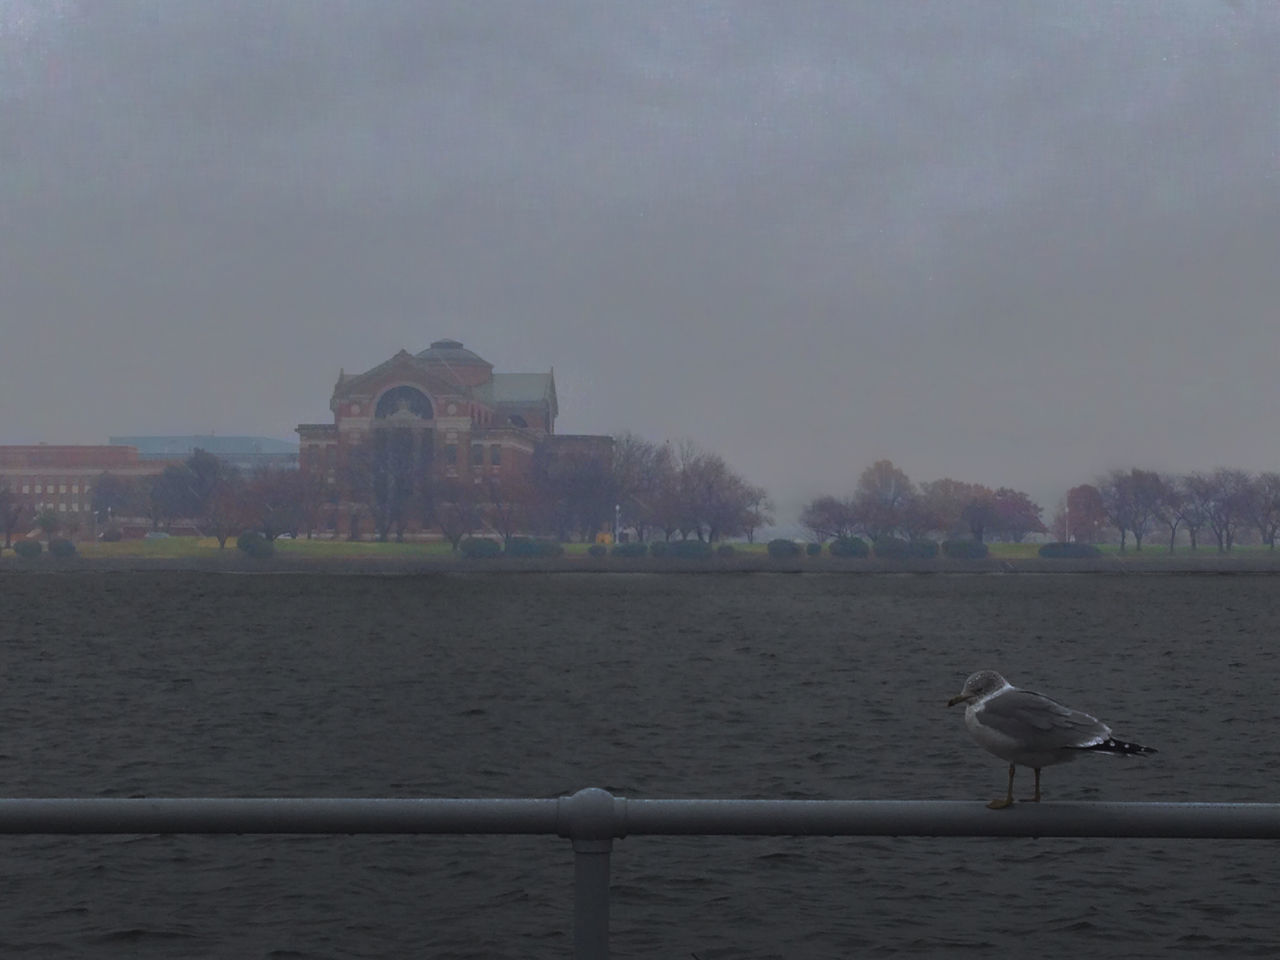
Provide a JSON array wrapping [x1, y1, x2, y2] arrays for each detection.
[[573, 837, 611, 960], [558, 788, 621, 960]]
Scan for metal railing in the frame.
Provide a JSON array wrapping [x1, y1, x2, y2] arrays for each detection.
[[2, 788, 1278, 959]]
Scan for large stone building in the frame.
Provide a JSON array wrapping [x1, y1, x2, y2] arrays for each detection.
[[296, 340, 612, 537]]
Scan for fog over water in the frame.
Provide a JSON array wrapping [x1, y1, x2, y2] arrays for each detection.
[[3, 2, 1279, 520]]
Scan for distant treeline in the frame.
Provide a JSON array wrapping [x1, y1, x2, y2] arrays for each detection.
[[799, 460, 1280, 553]]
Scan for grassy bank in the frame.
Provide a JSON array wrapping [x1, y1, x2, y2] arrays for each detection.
[[2, 535, 1280, 570]]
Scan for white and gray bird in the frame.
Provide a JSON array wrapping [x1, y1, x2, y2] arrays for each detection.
[[947, 670, 1156, 809]]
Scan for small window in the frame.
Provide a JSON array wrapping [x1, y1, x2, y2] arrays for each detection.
[[71, 503, 79, 512], [445, 445, 457, 465], [59, 484, 67, 494], [470, 444, 482, 465], [21, 484, 29, 494], [34, 484, 42, 494], [490, 444, 501, 465], [58, 503, 66, 512], [72, 484, 80, 493]]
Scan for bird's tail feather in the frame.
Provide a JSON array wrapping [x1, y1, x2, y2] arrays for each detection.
[[1074, 737, 1157, 756]]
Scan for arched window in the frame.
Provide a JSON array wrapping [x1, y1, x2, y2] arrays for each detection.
[[374, 386, 433, 420]]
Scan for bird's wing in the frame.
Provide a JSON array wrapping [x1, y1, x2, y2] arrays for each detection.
[[976, 689, 1110, 749]]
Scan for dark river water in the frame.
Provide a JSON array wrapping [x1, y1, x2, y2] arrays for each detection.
[[0, 570, 1277, 958]]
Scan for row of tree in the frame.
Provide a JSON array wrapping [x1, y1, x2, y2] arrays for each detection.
[[12, 447, 1271, 554], [1054, 468, 1280, 552], [800, 460, 1048, 544], [1, 434, 772, 549], [337, 431, 772, 546]]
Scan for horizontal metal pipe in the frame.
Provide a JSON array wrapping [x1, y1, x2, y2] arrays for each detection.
[[619, 799, 1280, 839], [0, 795, 1276, 840], [0, 798, 561, 836]]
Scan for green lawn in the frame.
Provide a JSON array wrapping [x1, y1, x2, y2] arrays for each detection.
[[3, 535, 1277, 564]]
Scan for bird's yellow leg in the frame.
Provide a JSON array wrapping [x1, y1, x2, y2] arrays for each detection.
[[988, 763, 1016, 809], [1031, 767, 1042, 802]]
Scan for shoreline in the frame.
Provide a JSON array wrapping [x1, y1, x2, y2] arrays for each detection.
[[5, 555, 1280, 575]]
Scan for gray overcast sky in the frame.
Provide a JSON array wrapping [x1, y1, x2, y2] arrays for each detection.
[[3, 1, 1278, 522]]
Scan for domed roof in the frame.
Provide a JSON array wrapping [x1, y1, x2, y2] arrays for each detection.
[[415, 339, 491, 366]]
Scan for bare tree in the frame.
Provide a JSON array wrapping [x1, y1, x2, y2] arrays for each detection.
[[298, 467, 338, 539], [530, 443, 616, 542], [486, 477, 535, 549], [915, 478, 1001, 541], [244, 466, 305, 541], [852, 460, 916, 540], [1152, 474, 1185, 552], [1098, 469, 1164, 550], [611, 431, 661, 541], [91, 472, 141, 525], [741, 485, 773, 544], [1247, 472, 1280, 550], [1174, 473, 1212, 550], [342, 440, 376, 541], [648, 444, 684, 542], [800, 495, 858, 542], [1199, 468, 1251, 553], [430, 481, 479, 550], [680, 450, 755, 542], [0, 486, 25, 548], [1127, 469, 1165, 551], [34, 508, 59, 542], [1064, 484, 1107, 543], [959, 487, 997, 543], [204, 471, 248, 549]]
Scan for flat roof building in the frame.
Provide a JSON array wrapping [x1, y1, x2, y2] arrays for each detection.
[[109, 435, 298, 472]]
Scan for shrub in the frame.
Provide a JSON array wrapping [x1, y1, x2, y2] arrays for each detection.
[[611, 542, 649, 558], [767, 538, 800, 559], [905, 539, 939, 559], [505, 537, 564, 558], [99, 527, 123, 542], [668, 539, 712, 559], [236, 531, 274, 559], [13, 540, 42, 560], [587, 543, 608, 558], [459, 537, 502, 559], [1038, 541, 1103, 559], [648, 541, 669, 558], [716, 544, 736, 558], [829, 537, 870, 558], [48, 538, 77, 559], [942, 539, 989, 560], [872, 537, 909, 560], [805, 542, 822, 556]]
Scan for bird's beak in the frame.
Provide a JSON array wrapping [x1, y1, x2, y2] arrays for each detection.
[[946, 694, 968, 707]]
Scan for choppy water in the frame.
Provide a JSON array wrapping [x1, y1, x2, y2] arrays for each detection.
[[0, 570, 1277, 958]]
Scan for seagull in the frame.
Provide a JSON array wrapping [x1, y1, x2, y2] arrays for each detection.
[[947, 670, 1157, 809]]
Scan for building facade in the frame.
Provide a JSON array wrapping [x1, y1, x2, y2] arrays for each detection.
[[0, 445, 169, 539], [296, 340, 612, 537]]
